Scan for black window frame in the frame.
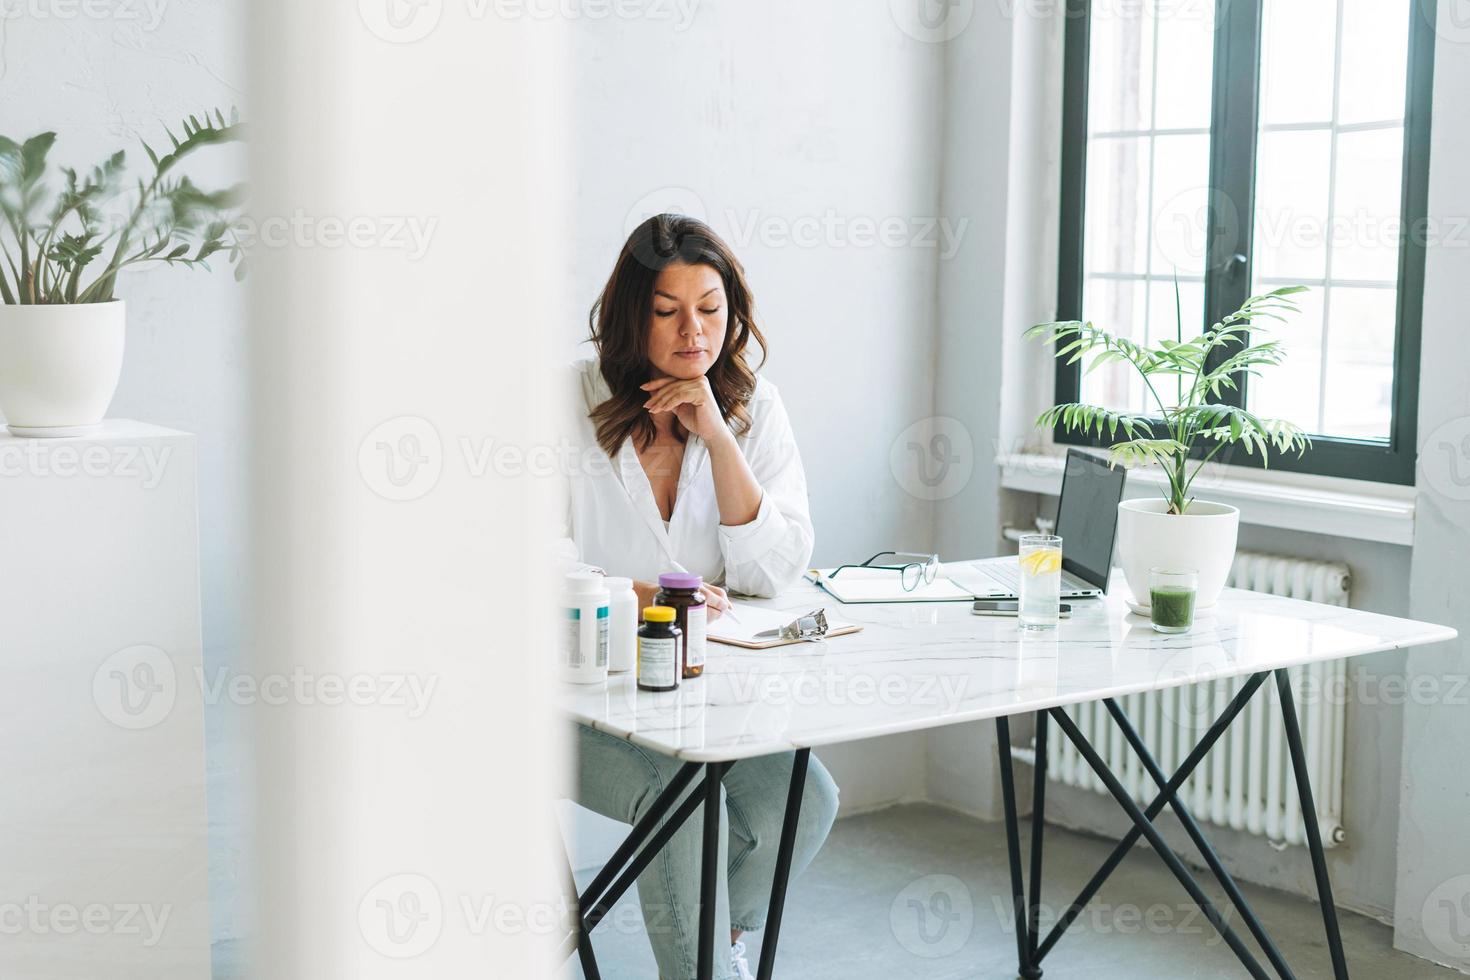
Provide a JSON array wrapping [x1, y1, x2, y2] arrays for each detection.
[[1054, 0, 1436, 485]]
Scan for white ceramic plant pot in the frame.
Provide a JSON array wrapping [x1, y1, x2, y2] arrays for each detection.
[[0, 300, 125, 437], [1116, 497, 1239, 610]]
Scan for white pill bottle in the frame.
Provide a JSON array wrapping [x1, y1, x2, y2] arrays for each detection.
[[603, 576, 639, 674], [561, 572, 610, 684]]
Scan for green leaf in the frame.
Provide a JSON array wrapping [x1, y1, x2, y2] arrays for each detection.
[[20, 132, 56, 183]]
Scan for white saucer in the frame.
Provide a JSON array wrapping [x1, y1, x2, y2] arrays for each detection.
[[1125, 597, 1216, 618]]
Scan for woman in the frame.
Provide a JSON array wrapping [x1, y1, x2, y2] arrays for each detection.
[[566, 214, 839, 980]]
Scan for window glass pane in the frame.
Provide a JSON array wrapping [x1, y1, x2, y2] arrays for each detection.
[[1146, 278, 1205, 351], [1338, 0, 1410, 126], [1150, 133, 1212, 277], [1259, 0, 1337, 125], [1253, 130, 1332, 281], [1246, 287, 1327, 433], [1151, 2, 1216, 130], [1080, 277, 1147, 413], [1084, 137, 1151, 275], [1321, 287, 1397, 439], [1247, 0, 1410, 443], [1078, 0, 1215, 415], [1087, 4, 1155, 133], [1332, 127, 1405, 283]]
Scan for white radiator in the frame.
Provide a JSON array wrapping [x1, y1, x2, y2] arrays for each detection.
[[1046, 550, 1352, 848]]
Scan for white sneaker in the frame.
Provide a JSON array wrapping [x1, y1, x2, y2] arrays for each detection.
[[729, 940, 756, 980]]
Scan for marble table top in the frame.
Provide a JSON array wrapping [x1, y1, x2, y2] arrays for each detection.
[[561, 576, 1457, 763]]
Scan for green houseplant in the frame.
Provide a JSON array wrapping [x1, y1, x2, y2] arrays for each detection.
[[1025, 285, 1313, 609], [0, 110, 245, 436]]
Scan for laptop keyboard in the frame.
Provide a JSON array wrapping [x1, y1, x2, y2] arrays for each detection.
[[975, 560, 1089, 595], [981, 562, 1024, 592]]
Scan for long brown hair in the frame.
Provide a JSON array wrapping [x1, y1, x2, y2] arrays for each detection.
[[588, 214, 767, 458]]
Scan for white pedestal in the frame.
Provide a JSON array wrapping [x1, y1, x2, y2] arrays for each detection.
[[0, 420, 209, 978]]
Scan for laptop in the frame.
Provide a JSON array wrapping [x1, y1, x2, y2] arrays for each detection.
[[949, 449, 1127, 599]]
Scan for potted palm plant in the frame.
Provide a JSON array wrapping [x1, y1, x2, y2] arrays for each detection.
[[0, 110, 245, 436], [1026, 286, 1312, 609]]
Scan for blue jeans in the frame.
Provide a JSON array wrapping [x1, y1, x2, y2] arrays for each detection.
[[574, 724, 839, 980]]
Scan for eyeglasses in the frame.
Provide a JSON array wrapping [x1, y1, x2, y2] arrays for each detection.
[[827, 551, 939, 592]]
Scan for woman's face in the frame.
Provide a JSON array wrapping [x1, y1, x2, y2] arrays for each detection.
[[646, 261, 728, 380]]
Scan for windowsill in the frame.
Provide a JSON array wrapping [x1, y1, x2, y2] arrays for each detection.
[[997, 452, 1416, 546]]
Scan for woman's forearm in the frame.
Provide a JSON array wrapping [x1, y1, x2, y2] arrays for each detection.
[[705, 431, 763, 527]]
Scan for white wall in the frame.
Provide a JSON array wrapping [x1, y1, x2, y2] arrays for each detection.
[[560, 1, 957, 817], [1, 1, 249, 670], [0, 1, 249, 956], [1395, 0, 1470, 969]]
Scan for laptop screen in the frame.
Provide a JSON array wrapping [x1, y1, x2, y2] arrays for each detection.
[[1054, 450, 1127, 591]]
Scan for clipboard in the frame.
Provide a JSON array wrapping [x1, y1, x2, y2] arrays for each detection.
[[708, 605, 863, 649]]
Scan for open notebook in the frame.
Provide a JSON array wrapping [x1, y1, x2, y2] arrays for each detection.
[[708, 604, 863, 649], [806, 566, 975, 604]]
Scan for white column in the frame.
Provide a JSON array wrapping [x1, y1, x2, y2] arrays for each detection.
[[0, 422, 208, 978], [245, 2, 569, 978]]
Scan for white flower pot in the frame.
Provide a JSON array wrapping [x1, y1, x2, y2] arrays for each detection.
[[1116, 497, 1239, 610], [0, 300, 125, 437]]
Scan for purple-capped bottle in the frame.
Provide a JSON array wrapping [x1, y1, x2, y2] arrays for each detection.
[[655, 572, 706, 679]]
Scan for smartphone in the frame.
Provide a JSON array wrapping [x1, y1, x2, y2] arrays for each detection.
[[972, 600, 1072, 617]]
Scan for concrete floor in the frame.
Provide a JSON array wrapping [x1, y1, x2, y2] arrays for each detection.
[[570, 803, 1462, 980]]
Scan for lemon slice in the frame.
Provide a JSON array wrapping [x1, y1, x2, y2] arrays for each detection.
[[1019, 548, 1062, 576]]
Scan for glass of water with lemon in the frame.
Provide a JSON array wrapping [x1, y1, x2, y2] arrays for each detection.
[[1018, 534, 1063, 630]]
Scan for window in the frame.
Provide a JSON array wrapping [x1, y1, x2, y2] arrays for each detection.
[[1055, 0, 1435, 483]]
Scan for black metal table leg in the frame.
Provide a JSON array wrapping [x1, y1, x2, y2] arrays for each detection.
[[756, 748, 811, 980], [1035, 671, 1271, 962], [583, 764, 721, 932], [561, 834, 602, 980], [1049, 707, 1273, 980], [697, 761, 727, 980], [1104, 697, 1296, 979], [997, 716, 1037, 978], [1277, 669, 1350, 980], [580, 761, 702, 913], [1026, 711, 1048, 976]]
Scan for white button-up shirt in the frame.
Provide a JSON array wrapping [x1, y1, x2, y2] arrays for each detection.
[[562, 358, 814, 598]]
